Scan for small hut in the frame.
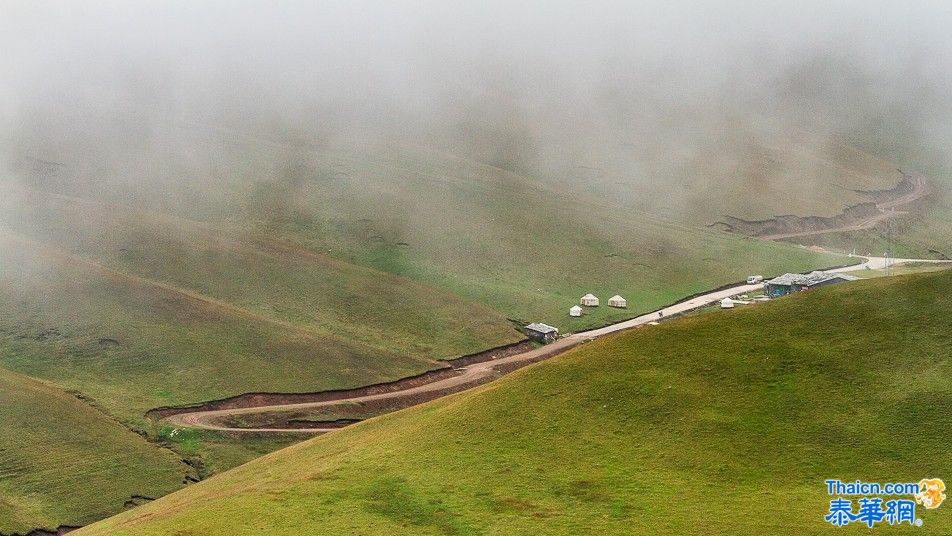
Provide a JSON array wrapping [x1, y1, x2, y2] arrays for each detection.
[[608, 295, 627, 308], [569, 305, 582, 317], [720, 298, 735, 309], [525, 323, 559, 344], [580, 293, 600, 306]]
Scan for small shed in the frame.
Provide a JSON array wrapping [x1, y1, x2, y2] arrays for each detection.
[[764, 271, 860, 298], [608, 295, 627, 308], [569, 305, 582, 317], [525, 323, 559, 344], [580, 293, 600, 306], [720, 298, 734, 309]]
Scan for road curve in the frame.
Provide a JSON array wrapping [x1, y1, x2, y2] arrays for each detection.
[[760, 174, 930, 240], [165, 256, 950, 433]]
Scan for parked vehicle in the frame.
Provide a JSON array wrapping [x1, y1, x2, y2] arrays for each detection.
[[746, 275, 764, 284]]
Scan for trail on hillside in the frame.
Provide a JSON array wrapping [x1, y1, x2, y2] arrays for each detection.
[[710, 173, 930, 240], [158, 256, 951, 434]]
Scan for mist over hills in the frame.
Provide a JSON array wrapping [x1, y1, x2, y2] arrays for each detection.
[[1, 2, 952, 534], [3, 1, 952, 228]]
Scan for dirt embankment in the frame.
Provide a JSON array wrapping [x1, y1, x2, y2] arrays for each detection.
[[2, 526, 80, 536], [213, 386, 478, 430], [709, 173, 929, 240], [146, 340, 532, 420]]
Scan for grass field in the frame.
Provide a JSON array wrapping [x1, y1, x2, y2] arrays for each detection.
[[0, 128, 914, 533], [0, 232, 476, 424], [773, 132, 952, 259], [229, 142, 852, 332], [852, 263, 952, 279], [78, 270, 952, 534], [562, 127, 904, 224], [0, 367, 188, 535]]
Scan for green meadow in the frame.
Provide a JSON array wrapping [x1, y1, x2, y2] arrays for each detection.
[[79, 270, 952, 534], [2, 129, 928, 534], [0, 368, 188, 535]]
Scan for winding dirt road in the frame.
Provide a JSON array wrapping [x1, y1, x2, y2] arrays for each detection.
[[164, 256, 950, 434], [760, 174, 930, 240]]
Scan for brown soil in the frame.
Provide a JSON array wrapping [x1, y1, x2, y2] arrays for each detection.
[[3, 526, 80, 536], [709, 173, 929, 239], [207, 370, 510, 430], [147, 340, 532, 420]]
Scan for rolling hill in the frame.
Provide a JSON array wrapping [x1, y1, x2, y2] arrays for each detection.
[[77, 269, 952, 534], [0, 130, 856, 417], [0, 219, 518, 426], [3, 126, 930, 533], [0, 368, 188, 536]]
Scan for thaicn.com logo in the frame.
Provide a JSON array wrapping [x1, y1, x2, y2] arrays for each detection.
[[824, 478, 946, 527]]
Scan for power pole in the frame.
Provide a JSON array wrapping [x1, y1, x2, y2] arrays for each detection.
[[884, 207, 893, 276]]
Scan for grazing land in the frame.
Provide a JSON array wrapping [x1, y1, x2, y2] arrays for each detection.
[[0, 230, 494, 426], [2, 130, 930, 533], [0, 368, 188, 536], [78, 270, 952, 535]]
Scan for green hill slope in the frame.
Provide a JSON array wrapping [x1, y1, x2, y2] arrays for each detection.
[[8, 126, 856, 333], [195, 137, 852, 331], [0, 132, 858, 526], [0, 228, 515, 426], [0, 367, 188, 536], [78, 270, 952, 534]]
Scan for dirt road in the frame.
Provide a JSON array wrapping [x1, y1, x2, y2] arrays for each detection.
[[760, 174, 930, 240], [165, 256, 949, 434]]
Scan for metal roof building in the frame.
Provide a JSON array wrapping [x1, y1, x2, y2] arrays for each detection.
[[765, 271, 859, 297], [525, 323, 559, 343]]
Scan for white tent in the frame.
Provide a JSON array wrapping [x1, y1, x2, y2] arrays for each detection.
[[580, 293, 599, 306], [569, 305, 582, 317], [608, 295, 627, 308], [720, 297, 735, 309]]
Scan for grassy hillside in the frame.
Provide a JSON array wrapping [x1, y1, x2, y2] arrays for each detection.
[[764, 128, 952, 259], [773, 164, 952, 261], [1, 190, 522, 361], [0, 367, 188, 535], [5, 133, 853, 336], [227, 142, 852, 332], [552, 126, 903, 224], [0, 230, 499, 425], [79, 270, 952, 534]]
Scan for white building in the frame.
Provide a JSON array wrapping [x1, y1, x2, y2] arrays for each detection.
[[525, 323, 559, 344], [608, 295, 627, 308], [580, 293, 600, 306], [720, 297, 735, 309], [569, 305, 582, 317]]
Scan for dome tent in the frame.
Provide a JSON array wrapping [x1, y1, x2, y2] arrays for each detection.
[[580, 293, 599, 306]]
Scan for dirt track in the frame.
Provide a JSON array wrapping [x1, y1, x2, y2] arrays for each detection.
[[164, 256, 952, 434], [714, 173, 931, 240]]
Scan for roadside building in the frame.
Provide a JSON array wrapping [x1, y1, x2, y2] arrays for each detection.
[[524, 323, 559, 344], [580, 293, 600, 306], [720, 297, 734, 309], [608, 295, 627, 308], [764, 271, 860, 298], [569, 305, 582, 317]]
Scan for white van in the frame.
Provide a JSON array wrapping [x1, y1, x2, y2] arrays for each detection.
[[746, 275, 764, 284]]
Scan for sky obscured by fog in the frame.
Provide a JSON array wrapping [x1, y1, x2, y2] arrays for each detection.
[[2, 1, 952, 215]]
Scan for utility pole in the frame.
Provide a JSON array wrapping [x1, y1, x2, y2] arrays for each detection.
[[884, 207, 893, 276]]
